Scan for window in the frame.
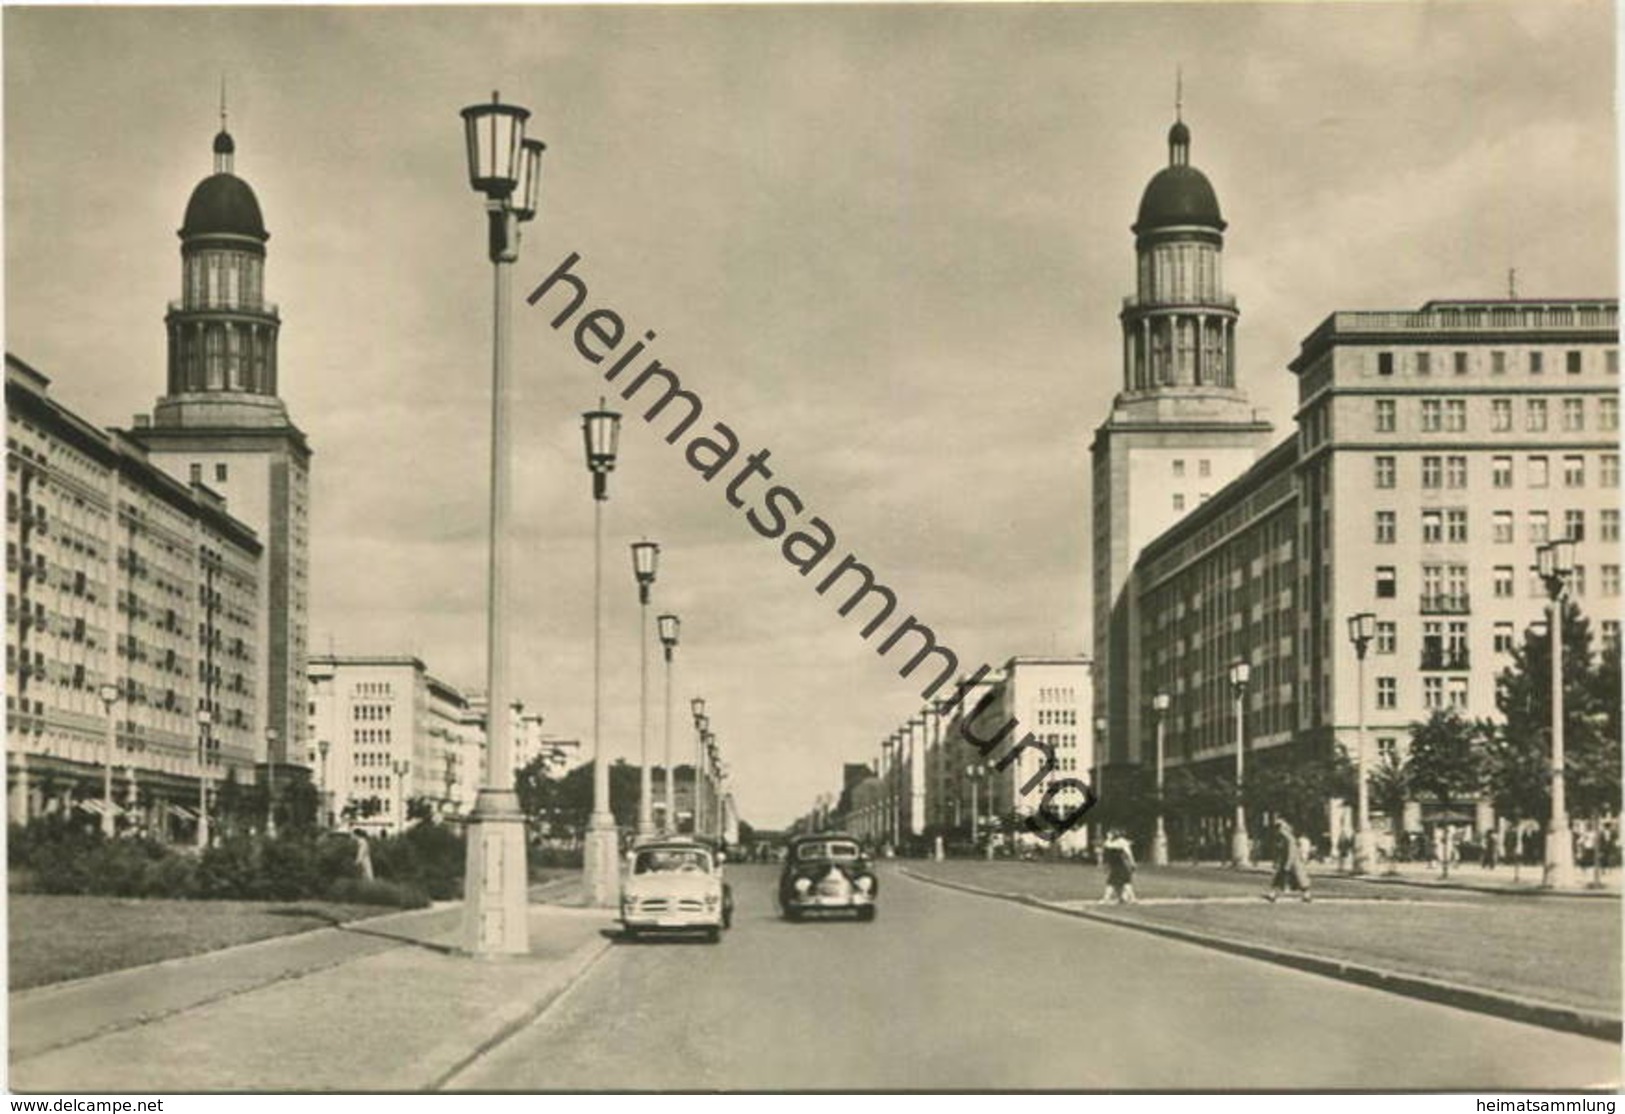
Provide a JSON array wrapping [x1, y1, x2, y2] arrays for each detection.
[[1198, 459, 1211, 478], [1528, 511, 1549, 544], [1609, 350, 1620, 375], [1375, 456, 1396, 488], [1376, 678, 1397, 709], [1173, 460, 1185, 477], [1375, 567, 1396, 598], [1602, 454, 1619, 488], [1378, 352, 1395, 377], [1492, 511, 1513, 544], [1377, 737, 1397, 761], [1492, 456, 1513, 488], [1494, 622, 1515, 653], [1375, 399, 1396, 432], [1573, 566, 1587, 597], [1492, 351, 1507, 375], [1603, 621, 1621, 652], [1563, 398, 1585, 431], [1565, 510, 1585, 542], [1602, 397, 1619, 431], [189, 463, 202, 483], [1173, 493, 1185, 512], [1602, 509, 1619, 543], [1422, 510, 1443, 543], [1446, 509, 1468, 543], [1567, 350, 1583, 374], [1376, 622, 1397, 655], [1448, 677, 1469, 709], [1416, 352, 1432, 376], [1527, 399, 1548, 431], [1446, 456, 1467, 488], [1424, 676, 1444, 710], [1491, 399, 1512, 431], [214, 463, 228, 482], [1445, 399, 1466, 432], [1421, 456, 1442, 488], [1604, 565, 1620, 598], [1530, 351, 1544, 375], [1375, 511, 1396, 544], [1563, 455, 1585, 487], [1529, 456, 1549, 488], [1422, 399, 1443, 432], [1493, 566, 1514, 598], [1454, 351, 1469, 375]]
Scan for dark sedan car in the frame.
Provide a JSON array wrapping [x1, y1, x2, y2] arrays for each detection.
[[778, 833, 877, 921]]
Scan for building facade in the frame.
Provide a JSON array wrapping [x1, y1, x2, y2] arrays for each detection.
[[1090, 114, 1272, 794], [1131, 299, 1620, 849], [7, 354, 262, 836], [129, 124, 312, 778]]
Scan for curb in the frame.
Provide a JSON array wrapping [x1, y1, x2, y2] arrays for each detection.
[[1182, 862, 1618, 900], [899, 868, 1622, 1044], [425, 929, 615, 1090]]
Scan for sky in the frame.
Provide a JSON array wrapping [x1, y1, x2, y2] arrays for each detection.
[[5, 2, 1617, 829]]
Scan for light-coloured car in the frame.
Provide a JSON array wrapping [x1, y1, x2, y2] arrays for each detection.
[[620, 839, 732, 942]]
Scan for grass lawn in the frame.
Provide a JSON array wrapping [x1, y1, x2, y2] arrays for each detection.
[[910, 860, 1622, 1016], [8, 893, 395, 991]]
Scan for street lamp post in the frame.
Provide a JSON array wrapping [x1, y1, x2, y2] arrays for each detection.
[[583, 401, 624, 908], [657, 614, 680, 834], [631, 540, 660, 839], [881, 737, 896, 852], [701, 729, 717, 839], [392, 758, 411, 833], [1229, 660, 1251, 868], [459, 91, 545, 954], [1537, 539, 1578, 890], [196, 708, 213, 849], [1347, 612, 1377, 875], [689, 698, 705, 834], [265, 727, 278, 838], [1152, 692, 1171, 866], [98, 683, 120, 838], [1092, 716, 1107, 856], [317, 739, 330, 828]]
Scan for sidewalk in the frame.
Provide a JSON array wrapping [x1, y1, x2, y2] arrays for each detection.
[[9, 881, 616, 1093], [1320, 859, 1622, 897]]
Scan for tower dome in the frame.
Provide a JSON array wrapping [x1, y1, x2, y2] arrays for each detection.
[[179, 127, 268, 243], [1133, 119, 1225, 237]]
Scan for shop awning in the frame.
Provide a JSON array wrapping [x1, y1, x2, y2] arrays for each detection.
[[166, 803, 199, 821], [75, 799, 123, 817]]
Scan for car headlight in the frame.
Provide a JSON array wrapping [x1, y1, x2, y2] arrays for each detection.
[[704, 893, 719, 908], [793, 876, 812, 894], [854, 875, 874, 893]]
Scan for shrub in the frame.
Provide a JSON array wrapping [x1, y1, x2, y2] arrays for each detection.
[[529, 844, 582, 871], [325, 876, 431, 909], [372, 821, 466, 900]]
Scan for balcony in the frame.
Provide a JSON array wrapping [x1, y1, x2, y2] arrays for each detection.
[[1419, 648, 1471, 671], [1419, 593, 1471, 615]]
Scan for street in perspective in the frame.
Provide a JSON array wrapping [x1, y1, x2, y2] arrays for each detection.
[[4, 2, 1622, 1098]]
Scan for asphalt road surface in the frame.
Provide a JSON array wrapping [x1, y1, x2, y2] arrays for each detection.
[[446, 864, 1621, 1091]]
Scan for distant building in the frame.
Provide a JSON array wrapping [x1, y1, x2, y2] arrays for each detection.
[[7, 354, 262, 836]]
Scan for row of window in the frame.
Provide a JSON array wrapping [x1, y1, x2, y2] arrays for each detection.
[[187, 462, 230, 485], [1374, 453, 1619, 489], [1375, 348, 1617, 377], [1034, 708, 1078, 726], [1373, 508, 1619, 546], [1373, 396, 1617, 433], [1372, 563, 1621, 599]]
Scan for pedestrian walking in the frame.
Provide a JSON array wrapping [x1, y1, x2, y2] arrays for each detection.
[[1099, 829, 1137, 904], [1263, 818, 1311, 903]]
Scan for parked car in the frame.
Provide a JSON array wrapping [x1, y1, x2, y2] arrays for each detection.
[[620, 839, 732, 942], [778, 833, 877, 921]]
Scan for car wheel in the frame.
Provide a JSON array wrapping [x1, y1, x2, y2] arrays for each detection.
[[857, 906, 877, 923], [705, 926, 722, 944], [622, 925, 641, 942], [783, 905, 801, 922]]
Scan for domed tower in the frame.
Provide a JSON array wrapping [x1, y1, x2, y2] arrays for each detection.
[[1088, 111, 1272, 795], [131, 121, 311, 779], [157, 126, 286, 426], [1123, 119, 1238, 393]]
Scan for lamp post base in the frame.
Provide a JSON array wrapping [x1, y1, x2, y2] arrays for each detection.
[[1543, 821, 1577, 890], [1351, 828, 1376, 876], [1230, 830, 1250, 869], [1152, 821, 1170, 867], [583, 813, 621, 908], [462, 789, 530, 956]]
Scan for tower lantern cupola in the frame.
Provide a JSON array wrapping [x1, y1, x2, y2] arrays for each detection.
[[160, 125, 284, 421]]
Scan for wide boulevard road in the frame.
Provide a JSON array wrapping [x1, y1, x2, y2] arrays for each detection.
[[447, 864, 1619, 1091]]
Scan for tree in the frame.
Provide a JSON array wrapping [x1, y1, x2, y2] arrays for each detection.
[[1245, 747, 1355, 841], [1367, 749, 1412, 868], [1479, 719, 1546, 881], [512, 758, 644, 841], [1406, 709, 1483, 878]]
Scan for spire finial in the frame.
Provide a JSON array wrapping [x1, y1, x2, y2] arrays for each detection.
[[1175, 66, 1183, 123], [220, 73, 228, 132], [1508, 268, 1518, 299]]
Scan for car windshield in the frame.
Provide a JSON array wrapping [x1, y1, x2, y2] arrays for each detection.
[[796, 840, 861, 862], [634, 848, 711, 875]]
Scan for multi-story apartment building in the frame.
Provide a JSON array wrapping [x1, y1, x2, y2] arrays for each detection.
[[1131, 298, 1620, 849], [7, 354, 262, 836]]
